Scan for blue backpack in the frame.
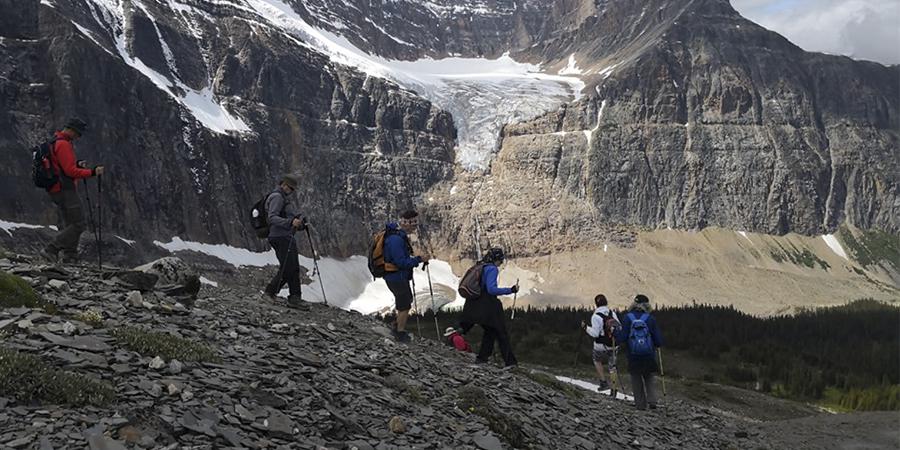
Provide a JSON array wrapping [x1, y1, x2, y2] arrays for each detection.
[[627, 313, 654, 356]]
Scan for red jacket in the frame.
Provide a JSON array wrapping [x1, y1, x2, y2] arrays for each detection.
[[49, 131, 93, 193], [448, 333, 472, 352]]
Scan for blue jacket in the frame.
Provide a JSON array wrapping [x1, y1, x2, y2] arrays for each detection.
[[615, 310, 664, 369], [383, 223, 421, 282], [481, 264, 512, 296]]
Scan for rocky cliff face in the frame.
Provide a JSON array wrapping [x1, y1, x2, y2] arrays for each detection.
[[0, 0, 896, 259], [425, 0, 899, 257], [0, 0, 455, 255]]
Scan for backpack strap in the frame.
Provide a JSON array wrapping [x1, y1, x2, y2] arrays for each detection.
[[626, 312, 637, 322]]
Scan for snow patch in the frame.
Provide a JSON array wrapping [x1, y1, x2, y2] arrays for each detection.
[[152, 236, 463, 312], [83, 0, 249, 134], [822, 234, 848, 260], [153, 237, 278, 268], [598, 63, 619, 79], [115, 235, 136, 246], [737, 231, 752, 243], [0, 220, 45, 237], [555, 375, 634, 401], [199, 276, 219, 287], [558, 54, 582, 75]]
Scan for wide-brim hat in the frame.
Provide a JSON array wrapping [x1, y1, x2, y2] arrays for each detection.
[[281, 175, 299, 190], [443, 327, 457, 337], [65, 118, 87, 135]]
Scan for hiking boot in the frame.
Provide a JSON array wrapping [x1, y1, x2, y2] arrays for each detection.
[[286, 295, 308, 310], [395, 331, 411, 343], [40, 247, 59, 263], [649, 403, 658, 410], [596, 380, 610, 391], [60, 256, 79, 265]]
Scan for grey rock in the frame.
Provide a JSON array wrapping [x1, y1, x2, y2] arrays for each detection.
[[112, 271, 159, 291], [38, 332, 112, 352], [47, 279, 69, 290], [167, 359, 184, 374], [86, 435, 127, 450], [125, 291, 143, 307], [263, 409, 295, 439], [472, 432, 502, 450], [148, 356, 166, 369]]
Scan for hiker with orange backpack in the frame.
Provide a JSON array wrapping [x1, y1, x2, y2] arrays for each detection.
[[583, 294, 621, 393], [368, 210, 429, 343]]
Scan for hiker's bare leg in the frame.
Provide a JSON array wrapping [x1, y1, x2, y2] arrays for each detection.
[[594, 360, 608, 382], [396, 309, 410, 332]]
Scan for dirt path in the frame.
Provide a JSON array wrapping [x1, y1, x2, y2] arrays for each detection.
[[754, 411, 899, 450]]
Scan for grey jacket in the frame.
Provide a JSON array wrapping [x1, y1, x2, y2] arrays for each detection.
[[266, 189, 298, 238]]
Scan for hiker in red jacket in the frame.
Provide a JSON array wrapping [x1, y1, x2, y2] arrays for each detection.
[[41, 119, 105, 263], [443, 327, 472, 352]]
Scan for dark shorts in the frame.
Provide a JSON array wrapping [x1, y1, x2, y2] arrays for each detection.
[[386, 280, 413, 312]]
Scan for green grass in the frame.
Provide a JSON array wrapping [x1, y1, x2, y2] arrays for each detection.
[[111, 327, 218, 362], [840, 227, 900, 269], [0, 347, 115, 406], [769, 243, 830, 269], [0, 272, 43, 309], [457, 386, 529, 448], [821, 385, 900, 412], [383, 374, 429, 405]]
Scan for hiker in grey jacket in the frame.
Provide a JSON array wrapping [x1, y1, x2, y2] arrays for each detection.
[[263, 175, 307, 308]]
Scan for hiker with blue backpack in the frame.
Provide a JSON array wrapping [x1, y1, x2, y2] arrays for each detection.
[[616, 294, 664, 410], [457, 248, 520, 368]]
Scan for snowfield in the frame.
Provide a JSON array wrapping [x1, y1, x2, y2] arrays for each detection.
[[67, 0, 584, 167], [154, 236, 464, 313]]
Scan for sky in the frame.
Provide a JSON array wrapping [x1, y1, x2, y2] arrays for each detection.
[[731, 0, 900, 65]]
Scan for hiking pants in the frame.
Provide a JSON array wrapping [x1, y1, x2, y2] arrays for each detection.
[[476, 322, 517, 367], [630, 372, 658, 410], [48, 190, 85, 258], [266, 235, 301, 297]]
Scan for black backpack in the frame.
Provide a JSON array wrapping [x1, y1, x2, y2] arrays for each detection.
[[31, 139, 59, 190], [594, 310, 619, 346], [458, 262, 487, 300], [250, 192, 279, 239]]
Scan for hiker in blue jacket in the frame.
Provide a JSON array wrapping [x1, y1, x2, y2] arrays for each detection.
[[615, 294, 664, 410], [460, 248, 520, 368], [383, 210, 428, 343]]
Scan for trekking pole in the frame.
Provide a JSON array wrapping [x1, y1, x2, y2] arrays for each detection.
[[304, 226, 328, 305], [272, 232, 296, 298], [81, 179, 100, 252], [411, 276, 421, 337], [426, 264, 440, 338], [573, 327, 584, 373], [658, 348, 667, 397], [610, 336, 621, 398], [510, 278, 520, 320], [97, 175, 103, 270]]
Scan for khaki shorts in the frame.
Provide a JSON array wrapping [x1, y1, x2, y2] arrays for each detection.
[[592, 348, 612, 365]]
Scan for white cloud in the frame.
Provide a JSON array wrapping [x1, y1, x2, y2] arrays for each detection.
[[732, 0, 900, 65]]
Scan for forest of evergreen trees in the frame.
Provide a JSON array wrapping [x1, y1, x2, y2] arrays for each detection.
[[397, 299, 899, 411]]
